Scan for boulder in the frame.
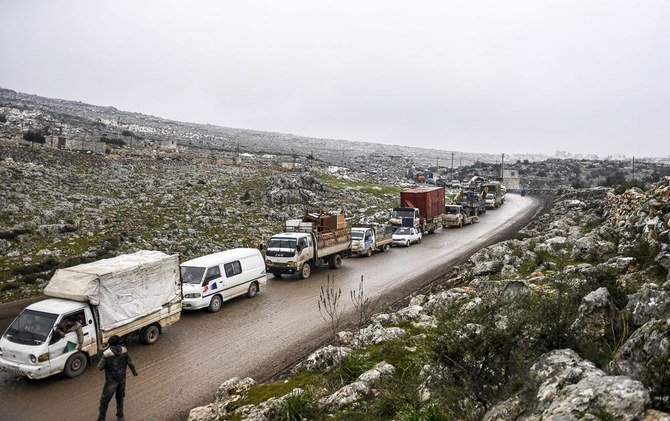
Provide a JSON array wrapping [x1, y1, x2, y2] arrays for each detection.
[[610, 318, 670, 407], [318, 362, 395, 411], [540, 375, 650, 420], [571, 287, 620, 339], [296, 345, 352, 372], [626, 284, 670, 326]]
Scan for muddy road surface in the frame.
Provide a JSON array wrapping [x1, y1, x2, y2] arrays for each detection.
[[0, 195, 542, 421]]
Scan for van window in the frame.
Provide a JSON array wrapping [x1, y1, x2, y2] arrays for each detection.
[[205, 266, 221, 280], [224, 261, 242, 277]]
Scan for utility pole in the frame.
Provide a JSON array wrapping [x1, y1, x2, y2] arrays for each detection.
[[632, 156, 636, 181], [501, 153, 505, 180], [451, 152, 454, 179]]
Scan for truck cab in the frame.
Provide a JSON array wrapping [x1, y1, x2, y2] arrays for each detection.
[[390, 207, 420, 231], [0, 299, 96, 379], [351, 227, 375, 257], [266, 232, 315, 278]]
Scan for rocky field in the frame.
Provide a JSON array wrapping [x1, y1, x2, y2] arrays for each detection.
[[0, 142, 401, 303], [188, 178, 670, 420]]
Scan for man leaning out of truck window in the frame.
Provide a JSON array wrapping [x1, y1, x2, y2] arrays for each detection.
[[55, 316, 84, 351]]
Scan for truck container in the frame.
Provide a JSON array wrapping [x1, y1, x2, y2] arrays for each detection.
[[0, 251, 181, 379], [265, 211, 352, 279], [351, 224, 393, 257], [391, 186, 445, 234]]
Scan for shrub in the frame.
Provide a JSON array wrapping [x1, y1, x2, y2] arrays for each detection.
[[335, 353, 373, 384], [100, 136, 126, 147], [266, 391, 319, 421], [23, 130, 46, 144]]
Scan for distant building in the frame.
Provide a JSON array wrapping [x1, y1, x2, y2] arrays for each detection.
[[502, 169, 521, 190], [45, 136, 106, 154]]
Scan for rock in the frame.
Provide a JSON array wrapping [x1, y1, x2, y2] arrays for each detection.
[[296, 345, 352, 372], [187, 404, 217, 421], [626, 284, 670, 326], [212, 377, 256, 416], [472, 260, 503, 276], [540, 375, 650, 420], [318, 362, 395, 411], [571, 287, 620, 338], [610, 319, 670, 407]]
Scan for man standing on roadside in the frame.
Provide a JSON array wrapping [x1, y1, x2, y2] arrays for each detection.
[[97, 335, 138, 421]]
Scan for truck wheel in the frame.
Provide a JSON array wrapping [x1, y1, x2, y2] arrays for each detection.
[[63, 352, 88, 378], [417, 237, 422, 244], [365, 248, 372, 258], [140, 324, 160, 345], [459, 221, 463, 228], [300, 263, 311, 279], [208, 295, 223, 313], [247, 282, 258, 298], [380, 244, 389, 252], [329, 254, 342, 269], [406, 240, 410, 247]]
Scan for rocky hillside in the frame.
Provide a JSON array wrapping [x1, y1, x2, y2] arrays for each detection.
[[188, 179, 670, 420], [1, 87, 522, 170], [0, 143, 400, 303]]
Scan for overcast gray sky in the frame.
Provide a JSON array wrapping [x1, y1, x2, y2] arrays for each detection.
[[1, 1, 668, 157]]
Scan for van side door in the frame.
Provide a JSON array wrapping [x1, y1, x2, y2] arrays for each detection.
[[223, 260, 245, 298]]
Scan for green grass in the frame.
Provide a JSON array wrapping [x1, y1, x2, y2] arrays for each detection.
[[318, 174, 403, 198]]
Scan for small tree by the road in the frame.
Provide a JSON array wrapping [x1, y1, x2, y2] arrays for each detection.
[[350, 275, 377, 344], [318, 274, 345, 342]]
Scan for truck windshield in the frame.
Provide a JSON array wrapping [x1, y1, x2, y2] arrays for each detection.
[[392, 209, 416, 218], [446, 207, 460, 214], [181, 267, 205, 284], [268, 238, 297, 249], [4, 309, 58, 345], [396, 227, 411, 235], [351, 232, 364, 240]]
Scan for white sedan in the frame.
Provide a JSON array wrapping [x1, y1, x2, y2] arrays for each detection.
[[392, 227, 422, 247]]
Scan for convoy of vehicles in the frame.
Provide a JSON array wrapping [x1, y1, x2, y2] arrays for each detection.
[[351, 224, 393, 257], [180, 249, 266, 312], [0, 251, 182, 379], [265, 211, 352, 279], [392, 227, 423, 247], [0, 176, 509, 381]]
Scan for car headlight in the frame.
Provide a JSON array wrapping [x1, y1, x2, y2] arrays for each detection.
[[184, 293, 201, 299], [265, 259, 272, 265], [38, 353, 49, 362], [286, 261, 296, 267], [29, 354, 37, 363]]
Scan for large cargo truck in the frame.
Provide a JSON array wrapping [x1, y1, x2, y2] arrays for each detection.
[[351, 224, 393, 257], [443, 204, 479, 228], [265, 211, 352, 279], [0, 251, 182, 379], [391, 186, 446, 234]]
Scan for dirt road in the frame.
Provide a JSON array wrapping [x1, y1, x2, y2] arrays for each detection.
[[0, 194, 542, 421]]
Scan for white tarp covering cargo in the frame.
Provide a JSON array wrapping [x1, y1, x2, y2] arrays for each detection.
[[43, 250, 180, 331]]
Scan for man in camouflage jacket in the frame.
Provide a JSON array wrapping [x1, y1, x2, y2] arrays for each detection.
[[97, 335, 138, 421]]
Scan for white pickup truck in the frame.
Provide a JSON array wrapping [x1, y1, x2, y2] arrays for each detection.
[[0, 251, 182, 379]]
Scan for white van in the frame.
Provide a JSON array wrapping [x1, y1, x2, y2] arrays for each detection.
[[180, 248, 267, 312]]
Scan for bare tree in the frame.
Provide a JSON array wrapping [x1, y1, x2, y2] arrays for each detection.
[[318, 274, 345, 342], [350, 275, 377, 344]]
